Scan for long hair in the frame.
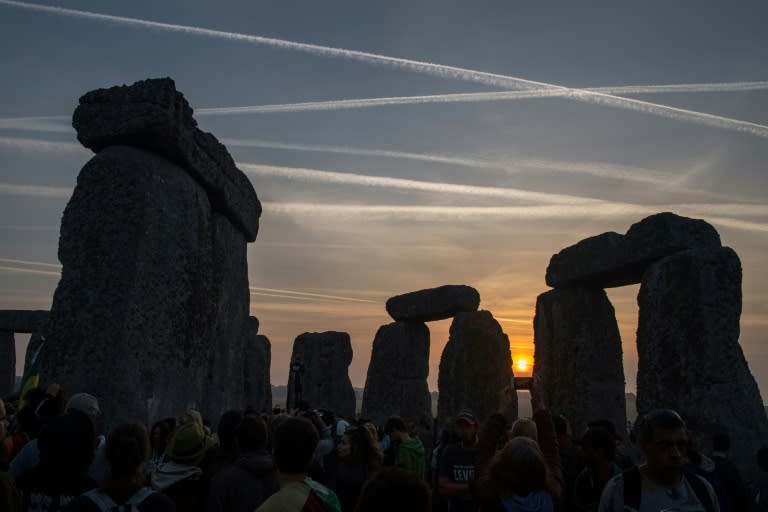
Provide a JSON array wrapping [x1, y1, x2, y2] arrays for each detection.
[[488, 437, 551, 497], [103, 422, 150, 490], [341, 426, 383, 468]]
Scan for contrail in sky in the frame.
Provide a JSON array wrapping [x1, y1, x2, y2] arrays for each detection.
[[1, 0, 767, 137], [250, 286, 375, 303], [238, 163, 603, 205], [200, 81, 768, 115], [0, 182, 72, 198], [0, 257, 61, 268], [0, 265, 60, 277], [0, 136, 86, 153]]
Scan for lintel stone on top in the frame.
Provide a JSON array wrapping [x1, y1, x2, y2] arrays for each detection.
[[0, 310, 49, 333], [73, 78, 261, 241], [386, 284, 480, 322], [545, 212, 721, 289]]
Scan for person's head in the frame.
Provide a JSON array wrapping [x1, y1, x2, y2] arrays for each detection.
[[38, 410, 96, 474], [217, 409, 244, 452], [337, 426, 383, 467], [105, 422, 150, 487], [177, 409, 203, 428], [635, 409, 688, 484], [489, 437, 549, 497], [454, 410, 479, 446], [235, 415, 268, 453], [712, 430, 730, 453], [509, 418, 538, 442], [65, 393, 100, 424], [384, 416, 408, 441], [579, 426, 615, 468], [272, 416, 319, 474], [354, 467, 431, 512], [165, 420, 218, 466]]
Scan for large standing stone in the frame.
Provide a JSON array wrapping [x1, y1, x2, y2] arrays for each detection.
[[244, 326, 272, 413], [287, 332, 356, 419], [546, 213, 721, 288], [0, 310, 49, 333], [0, 331, 14, 397], [533, 288, 626, 437], [637, 247, 768, 471], [361, 321, 431, 426], [386, 285, 480, 322], [42, 79, 260, 427], [437, 311, 516, 424]]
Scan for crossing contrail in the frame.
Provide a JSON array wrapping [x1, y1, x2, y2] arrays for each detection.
[[249, 286, 375, 303], [199, 81, 768, 115], [2, 0, 767, 137], [0, 257, 61, 268]]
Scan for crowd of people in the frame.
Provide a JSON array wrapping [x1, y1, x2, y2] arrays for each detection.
[[1, 382, 767, 512]]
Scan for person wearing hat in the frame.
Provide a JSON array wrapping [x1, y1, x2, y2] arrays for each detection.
[[151, 420, 218, 512], [439, 409, 481, 512]]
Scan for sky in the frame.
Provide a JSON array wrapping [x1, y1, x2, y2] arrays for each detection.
[[1, 1, 767, 400]]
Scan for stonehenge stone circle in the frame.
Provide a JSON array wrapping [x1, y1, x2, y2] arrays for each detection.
[[287, 331, 356, 419], [533, 288, 626, 437], [386, 285, 480, 322], [637, 247, 768, 470], [42, 78, 261, 427], [361, 321, 431, 426], [437, 310, 516, 424]]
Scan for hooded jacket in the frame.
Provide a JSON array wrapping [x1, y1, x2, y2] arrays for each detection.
[[396, 437, 426, 479], [207, 451, 279, 512]]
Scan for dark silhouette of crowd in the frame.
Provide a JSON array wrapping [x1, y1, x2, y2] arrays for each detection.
[[1, 380, 766, 512]]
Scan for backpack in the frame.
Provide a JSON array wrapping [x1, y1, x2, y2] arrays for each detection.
[[623, 465, 715, 512], [82, 487, 154, 512]]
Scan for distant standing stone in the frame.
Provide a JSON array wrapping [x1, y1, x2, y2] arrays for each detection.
[[244, 318, 272, 413], [386, 285, 480, 322], [437, 311, 516, 424], [361, 321, 431, 426], [287, 331, 356, 419], [533, 288, 626, 437]]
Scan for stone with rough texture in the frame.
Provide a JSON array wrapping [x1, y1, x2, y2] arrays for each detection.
[[437, 311, 516, 424], [244, 319, 272, 413], [386, 285, 480, 322], [0, 310, 49, 333], [637, 247, 768, 472], [42, 144, 254, 427], [73, 78, 260, 241], [1, 331, 14, 397], [287, 332, 356, 419], [546, 212, 721, 288], [533, 288, 626, 437], [361, 321, 431, 426]]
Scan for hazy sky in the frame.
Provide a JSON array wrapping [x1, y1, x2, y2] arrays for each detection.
[[1, 1, 766, 400]]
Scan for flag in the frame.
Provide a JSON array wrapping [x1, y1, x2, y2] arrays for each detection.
[[18, 338, 45, 410]]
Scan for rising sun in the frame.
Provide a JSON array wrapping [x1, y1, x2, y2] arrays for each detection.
[[516, 358, 530, 372]]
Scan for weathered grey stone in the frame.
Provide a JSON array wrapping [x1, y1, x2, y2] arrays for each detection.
[[287, 332, 356, 419], [361, 321, 431, 426], [43, 144, 253, 427], [533, 288, 626, 437], [0, 310, 49, 333], [73, 78, 261, 241], [386, 285, 480, 322], [244, 321, 272, 413], [437, 311, 516, 424], [0, 331, 14, 397], [546, 212, 721, 288], [637, 247, 768, 471]]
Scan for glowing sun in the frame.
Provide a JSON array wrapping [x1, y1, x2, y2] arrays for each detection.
[[516, 358, 530, 372]]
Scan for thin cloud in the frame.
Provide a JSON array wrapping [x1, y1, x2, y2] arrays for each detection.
[[0, 137, 85, 153], [0, 183, 72, 199], [0, 257, 61, 269], [250, 286, 376, 303], [2, 0, 766, 138], [0, 264, 60, 277], [239, 163, 603, 205], [226, 138, 670, 186]]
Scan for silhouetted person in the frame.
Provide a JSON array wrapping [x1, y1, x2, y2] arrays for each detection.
[[354, 467, 431, 512], [710, 430, 749, 512], [573, 426, 620, 512]]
